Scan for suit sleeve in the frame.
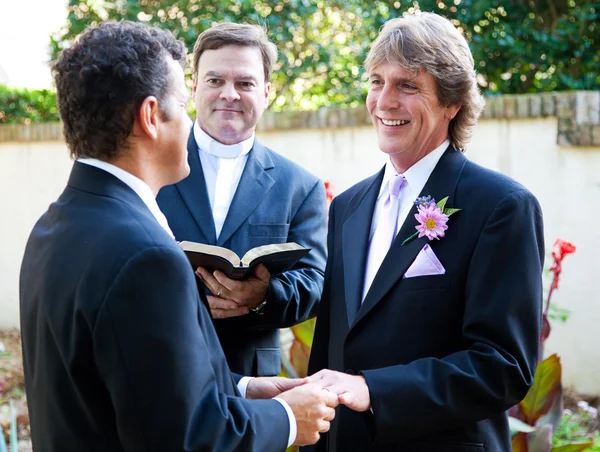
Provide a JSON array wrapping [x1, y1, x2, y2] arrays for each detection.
[[258, 178, 328, 328], [362, 189, 544, 443], [308, 198, 336, 376], [302, 199, 337, 452], [92, 245, 289, 452]]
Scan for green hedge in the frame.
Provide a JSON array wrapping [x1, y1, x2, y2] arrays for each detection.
[[0, 85, 59, 125]]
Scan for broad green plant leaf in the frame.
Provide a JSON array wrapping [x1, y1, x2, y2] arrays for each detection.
[[290, 318, 316, 349], [509, 416, 535, 435], [289, 338, 311, 379], [536, 385, 564, 434], [551, 442, 595, 452], [519, 354, 562, 425], [512, 432, 529, 452], [279, 351, 296, 379]]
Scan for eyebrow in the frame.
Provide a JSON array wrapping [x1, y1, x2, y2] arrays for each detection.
[[236, 75, 258, 82], [203, 70, 257, 82], [369, 73, 418, 84], [203, 70, 223, 78]]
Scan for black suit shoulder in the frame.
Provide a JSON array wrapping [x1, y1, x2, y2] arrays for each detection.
[[65, 183, 181, 270], [458, 158, 543, 217]]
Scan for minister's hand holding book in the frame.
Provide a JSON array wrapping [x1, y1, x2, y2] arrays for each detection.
[[179, 241, 310, 280]]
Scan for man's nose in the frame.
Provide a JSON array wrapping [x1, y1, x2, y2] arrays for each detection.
[[219, 82, 241, 102], [377, 85, 400, 110]]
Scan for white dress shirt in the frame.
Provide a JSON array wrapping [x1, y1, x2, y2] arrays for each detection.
[[78, 158, 297, 447], [193, 122, 254, 239], [363, 140, 450, 300]]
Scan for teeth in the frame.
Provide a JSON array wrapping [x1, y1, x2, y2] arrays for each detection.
[[381, 119, 408, 126]]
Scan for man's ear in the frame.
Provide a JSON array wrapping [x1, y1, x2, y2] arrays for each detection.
[[135, 96, 160, 140], [446, 104, 462, 121], [192, 77, 198, 96], [264, 82, 271, 108]]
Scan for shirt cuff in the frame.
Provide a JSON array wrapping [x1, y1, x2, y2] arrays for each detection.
[[273, 397, 297, 448], [237, 376, 253, 398]]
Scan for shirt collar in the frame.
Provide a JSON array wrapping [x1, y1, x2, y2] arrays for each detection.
[[378, 139, 450, 200], [194, 121, 254, 159], [77, 158, 175, 239]]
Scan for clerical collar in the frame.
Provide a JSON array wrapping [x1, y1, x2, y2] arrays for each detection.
[[193, 121, 254, 159]]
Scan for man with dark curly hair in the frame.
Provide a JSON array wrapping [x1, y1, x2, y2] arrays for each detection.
[[19, 21, 337, 451]]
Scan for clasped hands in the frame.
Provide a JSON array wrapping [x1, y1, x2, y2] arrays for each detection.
[[246, 370, 371, 446], [196, 264, 270, 319]]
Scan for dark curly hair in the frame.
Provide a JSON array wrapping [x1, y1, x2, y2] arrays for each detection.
[[52, 21, 186, 160]]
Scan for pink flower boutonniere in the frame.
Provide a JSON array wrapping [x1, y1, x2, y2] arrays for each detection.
[[401, 196, 461, 246]]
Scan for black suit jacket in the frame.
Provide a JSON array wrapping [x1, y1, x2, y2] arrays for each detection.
[[20, 162, 290, 451], [307, 147, 544, 452], [157, 131, 327, 376]]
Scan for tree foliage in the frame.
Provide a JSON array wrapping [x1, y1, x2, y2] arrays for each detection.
[[0, 86, 59, 124], [50, 0, 600, 111]]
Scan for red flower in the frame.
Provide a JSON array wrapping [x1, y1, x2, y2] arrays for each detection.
[[552, 238, 576, 262], [549, 238, 576, 291], [324, 181, 335, 206], [540, 238, 576, 356]]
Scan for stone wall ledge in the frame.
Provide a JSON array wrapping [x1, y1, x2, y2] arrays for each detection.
[[0, 122, 63, 143], [1, 91, 599, 146]]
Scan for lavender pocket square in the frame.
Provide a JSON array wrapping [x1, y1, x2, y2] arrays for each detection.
[[403, 244, 446, 278]]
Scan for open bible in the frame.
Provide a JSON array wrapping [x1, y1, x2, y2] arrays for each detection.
[[179, 241, 310, 280]]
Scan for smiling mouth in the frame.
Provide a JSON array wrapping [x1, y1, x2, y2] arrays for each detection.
[[380, 118, 409, 126]]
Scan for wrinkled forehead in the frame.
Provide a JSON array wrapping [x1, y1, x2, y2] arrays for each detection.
[[366, 58, 421, 79], [366, 47, 422, 74]]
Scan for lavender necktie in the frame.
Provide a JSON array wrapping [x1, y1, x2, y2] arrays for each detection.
[[362, 174, 405, 302]]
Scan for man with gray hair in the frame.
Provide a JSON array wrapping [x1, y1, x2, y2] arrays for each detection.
[[157, 22, 327, 378], [307, 12, 544, 451]]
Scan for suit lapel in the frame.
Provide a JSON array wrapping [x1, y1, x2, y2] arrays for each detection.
[[216, 141, 275, 247], [175, 131, 217, 244], [353, 146, 467, 328], [342, 169, 384, 326]]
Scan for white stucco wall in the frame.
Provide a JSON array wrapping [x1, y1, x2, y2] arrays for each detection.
[[0, 141, 73, 328], [1, 116, 599, 392]]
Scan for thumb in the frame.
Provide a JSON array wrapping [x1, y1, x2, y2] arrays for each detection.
[[278, 377, 309, 391], [254, 263, 271, 281], [338, 392, 357, 410]]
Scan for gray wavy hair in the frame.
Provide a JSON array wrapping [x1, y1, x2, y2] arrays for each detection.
[[365, 12, 485, 151]]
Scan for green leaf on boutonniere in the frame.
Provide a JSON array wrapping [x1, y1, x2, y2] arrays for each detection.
[[444, 208, 462, 217], [436, 196, 449, 211]]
